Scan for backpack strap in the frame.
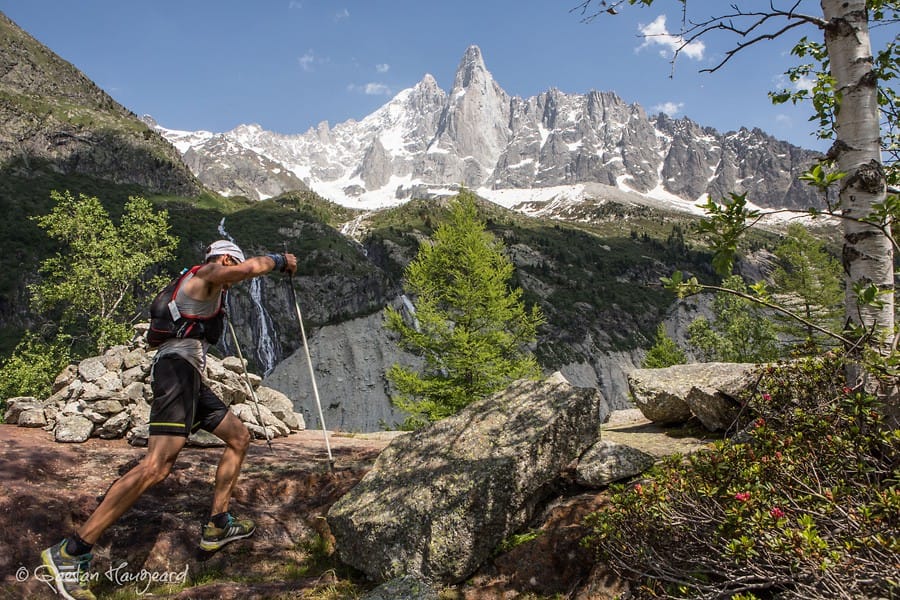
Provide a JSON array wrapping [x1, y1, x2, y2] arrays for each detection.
[[170, 265, 224, 319]]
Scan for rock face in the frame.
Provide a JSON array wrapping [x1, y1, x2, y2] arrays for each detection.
[[2, 324, 306, 444], [264, 299, 645, 433], [182, 129, 310, 201], [327, 373, 609, 584], [263, 308, 417, 431], [0, 13, 201, 196], [627, 362, 760, 430]]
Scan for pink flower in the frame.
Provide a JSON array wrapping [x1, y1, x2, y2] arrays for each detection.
[[754, 418, 766, 428], [634, 483, 643, 495], [762, 393, 771, 401], [842, 386, 852, 395], [734, 492, 751, 502], [770, 507, 785, 519]]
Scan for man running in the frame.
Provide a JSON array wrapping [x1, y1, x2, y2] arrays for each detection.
[[41, 240, 297, 600]]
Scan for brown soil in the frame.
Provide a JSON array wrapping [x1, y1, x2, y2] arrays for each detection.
[[0, 412, 703, 599], [0, 426, 388, 599]]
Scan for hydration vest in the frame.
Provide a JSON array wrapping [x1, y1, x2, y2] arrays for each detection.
[[146, 265, 226, 348]]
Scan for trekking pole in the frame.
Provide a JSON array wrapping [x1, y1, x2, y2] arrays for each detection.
[[286, 272, 334, 472], [226, 317, 274, 452]]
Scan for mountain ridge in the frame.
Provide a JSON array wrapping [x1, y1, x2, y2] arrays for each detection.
[[149, 44, 823, 215]]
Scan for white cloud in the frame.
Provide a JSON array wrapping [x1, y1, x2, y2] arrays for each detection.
[[793, 74, 815, 92], [376, 63, 390, 73], [775, 114, 792, 126], [348, 82, 392, 96], [288, 1, 302, 9], [652, 101, 684, 117], [298, 50, 316, 72], [638, 15, 705, 61], [335, 8, 350, 20], [775, 72, 815, 94]]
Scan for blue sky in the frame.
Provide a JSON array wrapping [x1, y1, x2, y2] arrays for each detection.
[[3, 0, 879, 152]]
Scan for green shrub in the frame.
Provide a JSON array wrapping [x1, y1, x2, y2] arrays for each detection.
[[0, 333, 71, 416], [584, 353, 900, 599]]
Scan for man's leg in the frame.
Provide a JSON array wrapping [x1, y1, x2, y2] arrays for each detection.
[[198, 410, 254, 551], [77, 434, 187, 544], [209, 410, 251, 516], [41, 434, 186, 600]]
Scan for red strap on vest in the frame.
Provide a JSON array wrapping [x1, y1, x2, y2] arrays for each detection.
[[171, 265, 224, 320]]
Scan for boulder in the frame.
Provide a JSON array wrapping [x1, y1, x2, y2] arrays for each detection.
[[54, 415, 95, 443], [102, 345, 129, 371], [3, 397, 40, 424], [327, 373, 608, 584], [575, 440, 656, 487], [222, 356, 247, 374], [122, 348, 145, 370], [188, 430, 225, 448], [255, 386, 303, 430], [627, 367, 693, 424], [77, 356, 108, 382], [683, 364, 759, 431], [628, 362, 760, 429], [98, 411, 132, 439], [16, 408, 48, 428], [52, 364, 78, 393]]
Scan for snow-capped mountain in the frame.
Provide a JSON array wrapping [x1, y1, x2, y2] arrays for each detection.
[[147, 45, 822, 214]]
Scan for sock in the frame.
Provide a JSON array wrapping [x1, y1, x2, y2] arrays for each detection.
[[65, 534, 93, 556], [210, 512, 230, 528]]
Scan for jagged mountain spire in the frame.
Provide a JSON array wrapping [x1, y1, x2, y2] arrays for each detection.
[[424, 45, 512, 186]]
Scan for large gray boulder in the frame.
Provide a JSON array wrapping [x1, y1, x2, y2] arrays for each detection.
[[575, 440, 656, 488], [327, 373, 609, 584], [628, 362, 760, 430]]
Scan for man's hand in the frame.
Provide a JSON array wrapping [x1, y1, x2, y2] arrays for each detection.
[[283, 253, 297, 275]]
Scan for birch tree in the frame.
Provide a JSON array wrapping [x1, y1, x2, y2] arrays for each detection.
[[30, 191, 178, 352]]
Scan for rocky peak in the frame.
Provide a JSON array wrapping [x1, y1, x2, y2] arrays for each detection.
[[452, 45, 490, 90], [427, 45, 511, 186]]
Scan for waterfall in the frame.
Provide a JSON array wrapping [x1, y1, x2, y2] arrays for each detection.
[[400, 294, 419, 331], [339, 213, 369, 256], [218, 218, 280, 375]]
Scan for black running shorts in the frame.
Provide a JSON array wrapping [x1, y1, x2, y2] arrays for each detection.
[[149, 355, 228, 437]]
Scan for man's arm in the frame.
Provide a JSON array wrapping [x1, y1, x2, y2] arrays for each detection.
[[184, 253, 297, 300]]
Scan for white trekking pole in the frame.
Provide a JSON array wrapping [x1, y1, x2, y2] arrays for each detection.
[[287, 272, 334, 472], [226, 317, 274, 452]]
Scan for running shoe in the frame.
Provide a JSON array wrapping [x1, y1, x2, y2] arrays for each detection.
[[40, 539, 96, 600], [199, 513, 256, 551]]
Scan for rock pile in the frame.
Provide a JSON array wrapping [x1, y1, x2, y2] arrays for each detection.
[[2, 324, 305, 445]]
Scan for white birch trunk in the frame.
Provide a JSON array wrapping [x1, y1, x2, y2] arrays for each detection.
[[821, 0, 892, 344]]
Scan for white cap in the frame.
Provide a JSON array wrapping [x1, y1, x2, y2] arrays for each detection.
[[205, 240, 245, 263]]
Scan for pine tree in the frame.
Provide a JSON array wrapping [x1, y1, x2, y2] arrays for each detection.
[[385, 191, 545, 427], [771, 223, 843, 351], [642, 323, 686, 368]]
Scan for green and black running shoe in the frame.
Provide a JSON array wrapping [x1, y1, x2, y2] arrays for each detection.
[[199, 513, 256, 551], [40, 539, 96, 600]]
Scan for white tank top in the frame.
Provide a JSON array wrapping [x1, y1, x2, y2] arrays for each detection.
[[152, 270, 223, 372]]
